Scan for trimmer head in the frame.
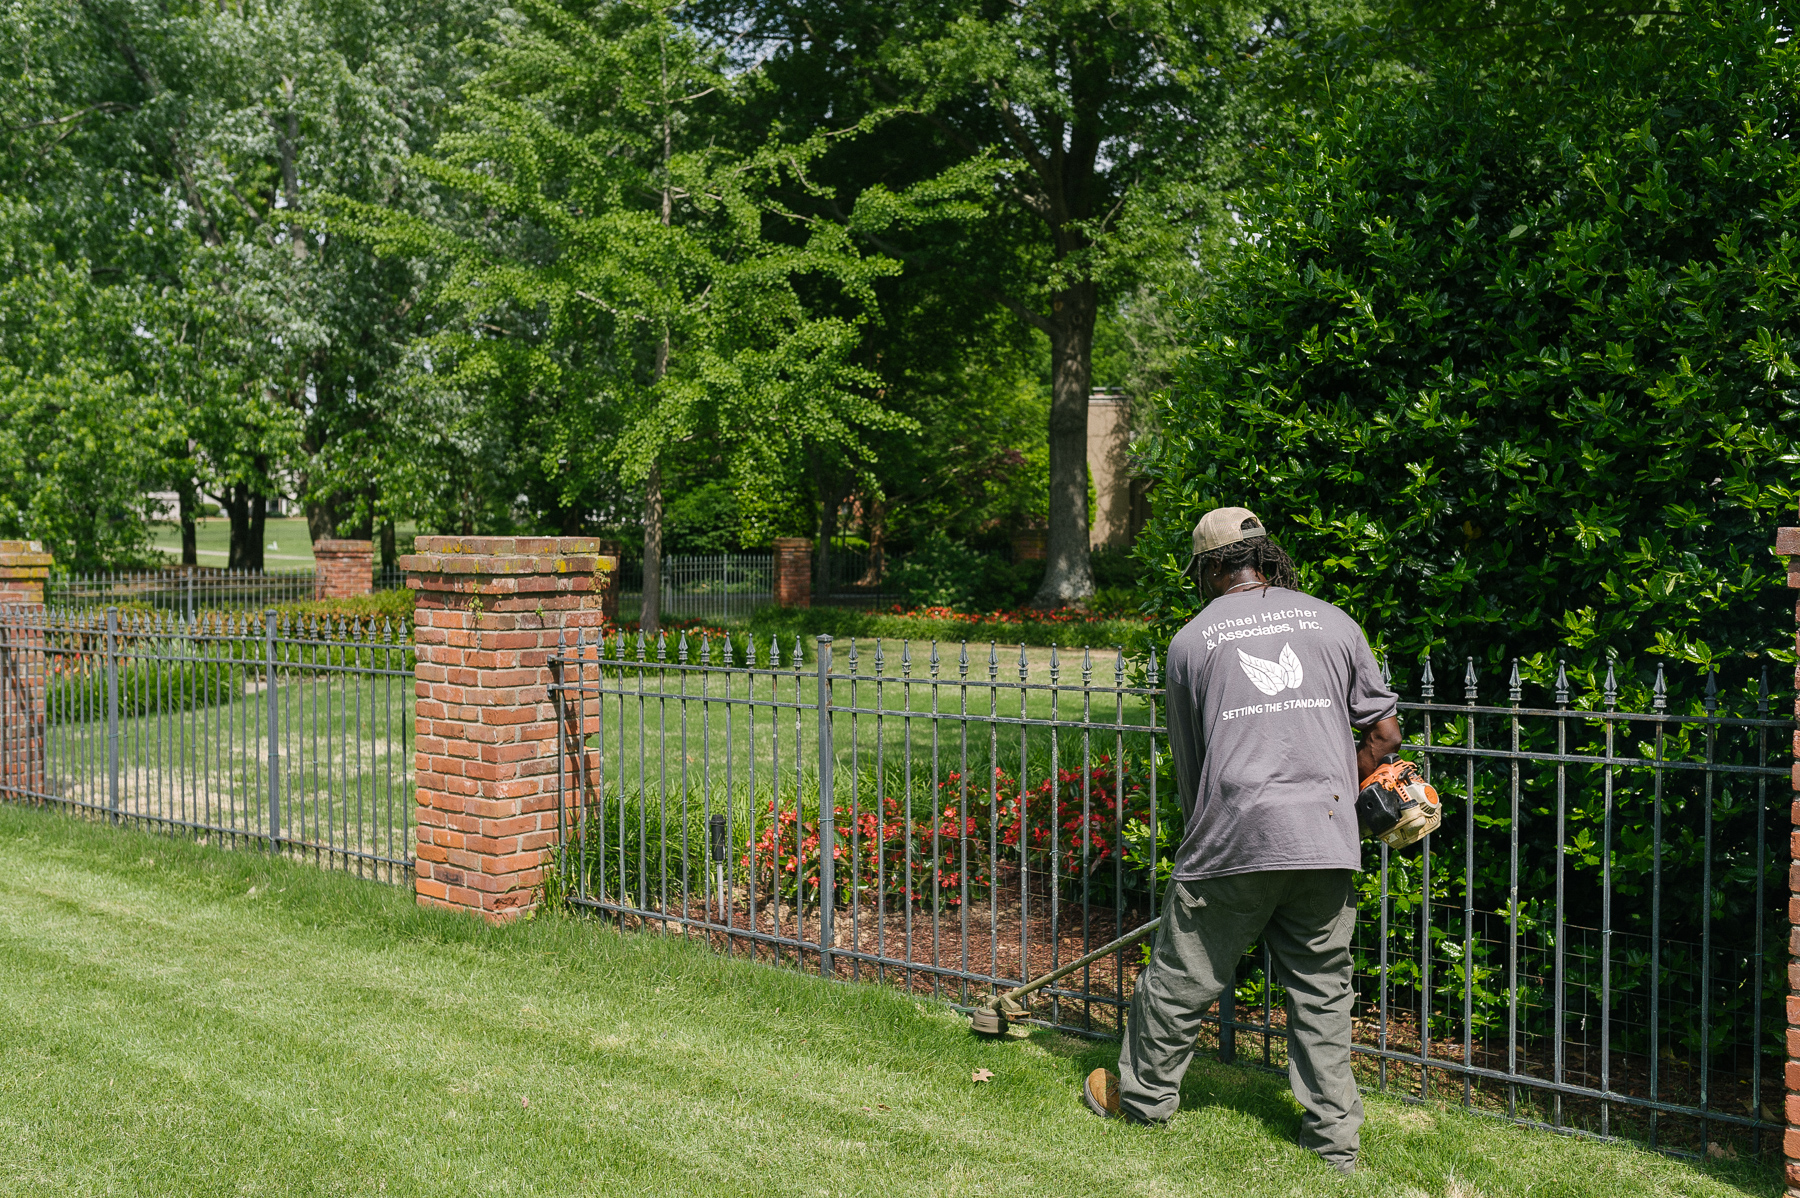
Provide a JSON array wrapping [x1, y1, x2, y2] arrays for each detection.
[[969, 1007, 1009, 1036]]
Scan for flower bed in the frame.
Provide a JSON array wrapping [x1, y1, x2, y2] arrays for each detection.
[[745, 754, 1153, 909]]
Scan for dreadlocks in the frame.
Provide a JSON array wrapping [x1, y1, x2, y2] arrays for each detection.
[[1193, 535, 1302, 591]]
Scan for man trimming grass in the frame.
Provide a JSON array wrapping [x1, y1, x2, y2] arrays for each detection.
[[1083, 507, 1404, 1179]]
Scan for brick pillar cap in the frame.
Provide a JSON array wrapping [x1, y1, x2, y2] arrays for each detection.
[[0, 540, 51, 566], [314, 538, 374, 553], [773, 537, 813, 548]]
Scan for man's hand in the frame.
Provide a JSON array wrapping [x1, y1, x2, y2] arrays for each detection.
[[1356, 716, 1403, 783]]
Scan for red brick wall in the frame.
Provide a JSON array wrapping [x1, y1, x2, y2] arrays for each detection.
[[399, 536, 616, 922], [313, 538, 373, 599], [1781, 523, 1800, 1193], [774, 538, 811, 608]]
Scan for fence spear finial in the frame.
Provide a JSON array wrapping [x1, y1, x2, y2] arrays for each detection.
[[1555, 659, 1569, 707], [1703, 665, 1718, 714], [791, 634, 802, 670], [959, 640, 969, 679], [1420, 653, 1435, 700], [1508, 659, 1521, 705], [1653, 662, 1666, 712], [1464, 656, 1478, 703], [677, 631, 688, 663], [1758, 664, 1769, 716], [1017, 642, 1028, 684], [1147, 646, 1160, 688], [1603, 660, 1618, 710]]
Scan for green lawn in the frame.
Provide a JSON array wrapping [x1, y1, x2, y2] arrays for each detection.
[[147, 517, 320, 567], [0, 802, 1777, 1198]]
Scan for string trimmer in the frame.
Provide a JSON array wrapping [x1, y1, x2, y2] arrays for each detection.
[[968, 917, 1163, 1036]]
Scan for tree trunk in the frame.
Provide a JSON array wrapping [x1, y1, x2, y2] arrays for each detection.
[[380, 520, 397, 571], [223, 484, 252, 569], [1033, 282, 1098, 606], [177, 476, 200, 567], [640, 462, 664, 635], [247, 492, 267, 571], [304, 498, 336, 544], [278, 78, 306, 260], [855, 496, 885, 587]]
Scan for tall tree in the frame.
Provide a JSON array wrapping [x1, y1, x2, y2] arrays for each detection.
[[349, 0, 907, 632], [707, 0, 1282, 604]]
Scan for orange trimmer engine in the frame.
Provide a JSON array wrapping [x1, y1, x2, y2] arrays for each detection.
[[1355, 755, 1443, 850]]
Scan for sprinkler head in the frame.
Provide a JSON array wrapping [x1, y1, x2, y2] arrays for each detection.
[[968, 1007, 1009, 1037]]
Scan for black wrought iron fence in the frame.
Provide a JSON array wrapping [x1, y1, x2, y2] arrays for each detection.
[[47, 568, 321, 615], [618, 553, 774, 623], [0, 605, 414, 880], [547, 630, 1788, 1159]]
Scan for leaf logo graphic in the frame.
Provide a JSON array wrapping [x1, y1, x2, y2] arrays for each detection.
[[1238, 644, 1304, 697]]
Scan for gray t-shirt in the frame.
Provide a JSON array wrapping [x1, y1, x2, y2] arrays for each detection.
[[1165, 586, 1397, 880]]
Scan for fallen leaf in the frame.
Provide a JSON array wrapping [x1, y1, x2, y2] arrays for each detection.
[[1705, 1141, 1736, 1160], [521, 1097, 529, 1109], [971, 1069, 994, 1083], [878, 1104, 889, 1110]]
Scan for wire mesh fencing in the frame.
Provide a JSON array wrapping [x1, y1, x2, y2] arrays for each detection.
[[0, 605, 414, 880], [548, 631, 1788, 1159], [47, 568, 321, 615]]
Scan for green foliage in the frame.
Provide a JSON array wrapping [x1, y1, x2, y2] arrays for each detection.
[[0, 222, 166, 568], [887, 533, 1044, 612], [747, 604, 1149, 652], [48, 656, 245, 724], [1136, 3, 1800, 684], [342, 0, 910, 554], [276, 589, 414, 624]]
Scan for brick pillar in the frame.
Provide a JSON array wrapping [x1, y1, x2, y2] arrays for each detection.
[[594, 540, 621, 627], [0, 541, 50, 800], [313, 538, 374, 598], [774, 538, 812, 608], [400, 536, 617, 922], [1782, 522, 1800, 1194], [0, 540, 50, 605]]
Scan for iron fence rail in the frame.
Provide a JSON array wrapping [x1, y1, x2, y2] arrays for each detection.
[[0, 605, 414, 880], [549, 631, 1789, 1159], [48, 568, 322, 615]]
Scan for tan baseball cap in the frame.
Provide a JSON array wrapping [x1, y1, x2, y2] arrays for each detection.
[[1191, 506, 1268, 560]]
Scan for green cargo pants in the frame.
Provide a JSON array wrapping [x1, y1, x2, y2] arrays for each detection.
[[1118, 868, 1361, 1167]]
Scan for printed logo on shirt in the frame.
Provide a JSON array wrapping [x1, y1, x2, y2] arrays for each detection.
[[1238, 644, 1303, 696]]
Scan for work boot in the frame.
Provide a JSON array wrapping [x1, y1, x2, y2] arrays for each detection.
[[1081, 1068, 1121, 1119]]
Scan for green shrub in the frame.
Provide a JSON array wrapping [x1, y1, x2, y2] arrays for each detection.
[[277, 589, 413, 625], [47, 655, 246, 724], [1135, 3, 1800, 686]]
